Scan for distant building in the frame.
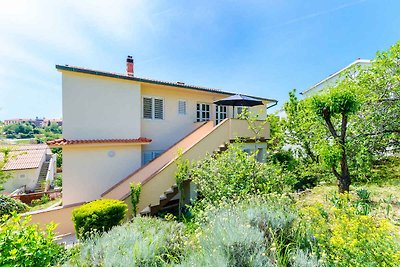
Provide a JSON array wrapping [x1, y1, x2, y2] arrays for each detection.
[[301, 59, 371, 98], [32, 117, 45, 127], [4, 119, 32, 125], [45, 118, 63, 127], [0, 144, 56, 194]]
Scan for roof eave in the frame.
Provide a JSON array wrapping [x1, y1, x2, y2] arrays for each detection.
[[301, 59, 371, 95], [56, 65, 277, 103]]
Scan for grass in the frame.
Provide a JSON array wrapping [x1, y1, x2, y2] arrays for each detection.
[[29, 198, 62, 211], [295, 181, 400, 226], [14, 139, 33, 144], [296, 182, 400, 203]]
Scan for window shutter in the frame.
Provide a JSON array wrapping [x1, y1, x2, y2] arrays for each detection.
[[143, 97, 153, 119], [154, 98, 164, 119], [178, 100, 186, 115]]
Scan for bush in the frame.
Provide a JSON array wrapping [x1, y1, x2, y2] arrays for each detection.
[[0, 195, 29, 216], [30, 194, 51, 207], [54, 173, 62, 187], [67, 217, 188, 266], [0, 213, 66, 266], [190, 145, 294, 211], [181, 195, 310, 267], [129, 182, 141, 217], [30, 198, 42, 206], [300, 199, 400, 266], [72, 199, 127, 239]]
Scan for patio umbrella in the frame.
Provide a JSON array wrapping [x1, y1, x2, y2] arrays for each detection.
[[214, 94, 263, 118]]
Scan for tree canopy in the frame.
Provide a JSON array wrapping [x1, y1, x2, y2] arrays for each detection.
[[277, 41, 400, 192]]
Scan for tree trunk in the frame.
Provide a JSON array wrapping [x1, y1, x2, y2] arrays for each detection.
[[338, 154, 351, 193], [338, 114, 351, 193], [338, 176, 350, 193], [323, 111, 352, 193]]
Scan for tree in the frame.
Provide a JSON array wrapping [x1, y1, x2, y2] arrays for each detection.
[[311, 87, 360, 193], [3, 122, 34, 139], [0, 147, 12, 191], [349, 42, 400, 155], [45, 123, 62, 134], [282, 90, 327, 163], [274, 41, 400, 192]]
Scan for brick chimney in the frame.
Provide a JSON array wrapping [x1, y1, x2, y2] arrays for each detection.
[[126, 55, 134, 76]]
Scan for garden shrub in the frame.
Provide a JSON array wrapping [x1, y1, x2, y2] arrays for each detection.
[[30, 198, 42, 206], [54, 173, 62, 187], [72, 199, 127, 239], [0, 194, 29, 216], [129, 182, 141, 217], [30, 194, 51, 207], [190, 145, 294, 211], [67, 217, 188, 266], [0, 213, 66, 266], [181, 195, 312, 267], [300, 199, 400, 266], [181, 201, 272, 266]]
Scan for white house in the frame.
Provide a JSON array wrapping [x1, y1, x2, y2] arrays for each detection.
[[301, 58, 371, 97], [25, 57, 277, 235], [46, 56, 276, 213], [0, 144, 56, 194]]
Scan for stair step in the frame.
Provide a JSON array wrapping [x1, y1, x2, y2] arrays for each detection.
[[140, 206, 151, 216], [165, 188, 174, 194], [160, 194, 167, 201]]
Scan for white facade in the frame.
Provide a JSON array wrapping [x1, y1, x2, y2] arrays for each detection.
[[2, 169, 39, 193], [62, 72, 141, 140], [301, 59, 371, 98], [59, 66, 274, 205], [62, 144, 142, 205], [1, 148, 56, 194]]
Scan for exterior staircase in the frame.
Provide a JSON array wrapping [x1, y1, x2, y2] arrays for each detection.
[[35, 161, 50, 192], [102, 118, 270, 216], [140, 184, 179, 216]]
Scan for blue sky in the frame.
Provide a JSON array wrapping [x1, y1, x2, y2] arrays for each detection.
[[1, 0, 399, 120]]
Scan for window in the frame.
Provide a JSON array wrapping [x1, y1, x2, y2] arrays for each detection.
[[196, 103, 210, 122], [143, 97, 152, 119], [178, 100, 186, 115], [143, 151, 163, 165], [216, 105, 227, 124], [143, 97, 164, 120]]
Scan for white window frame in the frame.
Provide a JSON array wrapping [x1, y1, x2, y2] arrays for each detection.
[[178, 100, 187, 115], [196, 103, 211, 122], [142, 96, 165, 120], [216, 105, 228, 124]]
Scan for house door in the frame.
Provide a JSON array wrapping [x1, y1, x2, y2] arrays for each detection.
[[216, 105, 228, 124]]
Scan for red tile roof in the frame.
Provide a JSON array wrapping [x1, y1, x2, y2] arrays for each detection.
[[0, 144, 49, 171], [46, 138, 152, 146]]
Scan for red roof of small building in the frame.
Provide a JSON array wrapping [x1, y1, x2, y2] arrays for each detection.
[[46, 137, 152, 146], [0, 144, 49, 171]]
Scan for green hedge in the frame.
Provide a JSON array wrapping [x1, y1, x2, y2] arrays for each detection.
[[72, 199, 127, 238], [0, 195, 29, 216]]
